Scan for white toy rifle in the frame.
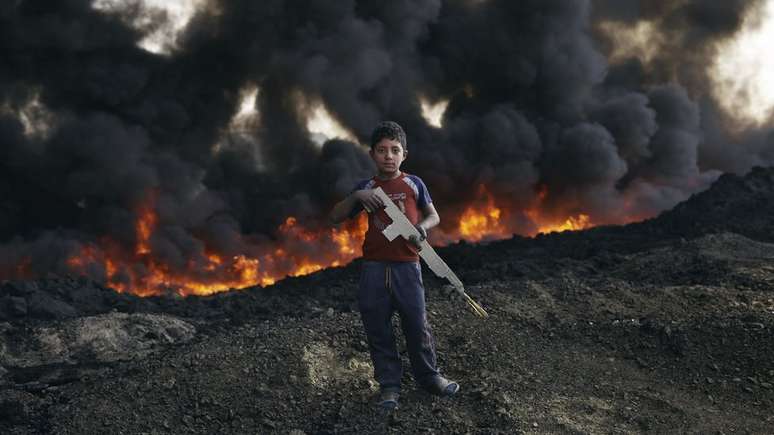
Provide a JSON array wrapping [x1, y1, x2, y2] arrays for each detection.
[[372, 187, 488, 318]]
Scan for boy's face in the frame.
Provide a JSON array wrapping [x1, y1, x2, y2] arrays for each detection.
[[370, 138, 406, 178]]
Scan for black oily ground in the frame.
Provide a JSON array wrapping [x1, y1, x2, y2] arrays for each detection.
[[5, 228, 774, 434], [27, 281, 774, 433]]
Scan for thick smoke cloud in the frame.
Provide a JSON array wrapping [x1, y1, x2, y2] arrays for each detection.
[[592, 0, 773, 175], [0, 0, 772, 287]]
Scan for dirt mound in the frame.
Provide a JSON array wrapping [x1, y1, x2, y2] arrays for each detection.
[[609, 232, 774, 288], [1, 312, 195, 368], [0, 312, 196, 396], [0, 277, 156, 323], [644, 166, 774, 242]]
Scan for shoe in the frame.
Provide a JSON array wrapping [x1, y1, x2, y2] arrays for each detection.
[[423, 376, 460, 396], [377, 389, 399, 410]]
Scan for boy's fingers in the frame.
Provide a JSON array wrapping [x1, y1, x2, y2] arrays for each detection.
[[361, 196, 379, 212]]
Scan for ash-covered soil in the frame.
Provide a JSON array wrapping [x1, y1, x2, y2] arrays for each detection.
[[2, 168, 774, 434]]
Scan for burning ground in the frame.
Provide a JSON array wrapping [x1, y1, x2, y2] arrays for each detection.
[[1, 164, 773, 434]]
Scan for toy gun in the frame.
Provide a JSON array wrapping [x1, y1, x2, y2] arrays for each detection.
[[372, 187, 488, 318]]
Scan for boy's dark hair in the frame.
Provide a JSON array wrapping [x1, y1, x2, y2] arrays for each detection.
[[370, 121, 407, 150]]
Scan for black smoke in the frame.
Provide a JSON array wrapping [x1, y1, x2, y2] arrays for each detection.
[[0, 0, 772, 290]]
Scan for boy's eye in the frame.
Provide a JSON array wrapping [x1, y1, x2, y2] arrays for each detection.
[[374, 146, 402, 155]]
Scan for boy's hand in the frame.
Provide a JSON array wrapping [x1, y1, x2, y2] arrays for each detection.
[[408, 224, 427, 250], [352, 189, 384, 213], [415, 224, 427, 241]]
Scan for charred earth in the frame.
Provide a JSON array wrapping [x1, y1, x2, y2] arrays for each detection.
[[2, 167, 774, 434]]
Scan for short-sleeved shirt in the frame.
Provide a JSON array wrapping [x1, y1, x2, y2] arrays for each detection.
[[350, 172, 432, 262]]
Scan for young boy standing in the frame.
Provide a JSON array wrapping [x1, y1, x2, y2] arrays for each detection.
[[329, 121, 459, 410]]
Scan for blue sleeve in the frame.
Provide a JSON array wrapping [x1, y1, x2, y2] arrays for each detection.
[[347, 179, 370, 218], [411, 176, 433, 209]]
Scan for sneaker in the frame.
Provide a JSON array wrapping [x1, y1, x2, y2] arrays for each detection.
[[423, 376, 460, 396], [377, 389, 399, 410]]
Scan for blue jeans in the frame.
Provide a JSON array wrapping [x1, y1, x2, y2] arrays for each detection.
[[358, 261, 439, 391]]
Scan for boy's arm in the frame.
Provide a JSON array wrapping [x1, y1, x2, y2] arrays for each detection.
[[329, 189, 384, 224], [411, 176, 438, 240], [329, 194, 358, 224], [411, 203, 440, 243], [418, 203, 440, 232]]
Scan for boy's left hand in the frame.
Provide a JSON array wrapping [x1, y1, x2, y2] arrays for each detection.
[[409, 224, 427, 250]]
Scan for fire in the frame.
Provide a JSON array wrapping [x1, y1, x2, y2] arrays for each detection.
[[64, 197, 368, 297], [457, 185, 510, 242], [526, 185, 593, 235], [57, 182, 601, 297], [535, 214, 591, 235], [452, 184, 593, 243], [135, 202, 156, 255]]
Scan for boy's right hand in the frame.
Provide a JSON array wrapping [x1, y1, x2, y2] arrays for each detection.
[[353, 189, 384, 213]]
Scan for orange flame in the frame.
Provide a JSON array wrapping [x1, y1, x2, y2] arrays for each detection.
[[59, 182, 603, 297], [525, 185, 593, 235], [64, 203, 368, 297], [135, 199, 157, 255], [534, 214, 591, 234], [457, 185, 510, 242], [448, 183, 594, 243]]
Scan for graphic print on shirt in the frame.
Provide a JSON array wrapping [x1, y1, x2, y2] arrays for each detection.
[[388, 192, 407, 214], [350, 173, 433, 261]]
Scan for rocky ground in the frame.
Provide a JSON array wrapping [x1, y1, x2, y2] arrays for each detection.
[[2, 168, 774, 434]]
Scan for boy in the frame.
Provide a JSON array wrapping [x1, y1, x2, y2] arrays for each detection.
[[329, 121, 459, 410]]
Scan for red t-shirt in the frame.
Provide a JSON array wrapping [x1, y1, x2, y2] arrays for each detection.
[[350, 172, 433, 262]]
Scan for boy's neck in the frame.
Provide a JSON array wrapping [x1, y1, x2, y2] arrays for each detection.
[[376, 170, 402, 181]]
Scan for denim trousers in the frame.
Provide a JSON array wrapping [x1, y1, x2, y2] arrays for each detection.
[[358, 260, 439, 391]]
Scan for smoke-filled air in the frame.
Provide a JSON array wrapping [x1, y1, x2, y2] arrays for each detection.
[[1, 0, 773, 296]]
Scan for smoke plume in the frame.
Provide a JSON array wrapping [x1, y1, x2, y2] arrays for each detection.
[[1, 0, 772, 292]]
